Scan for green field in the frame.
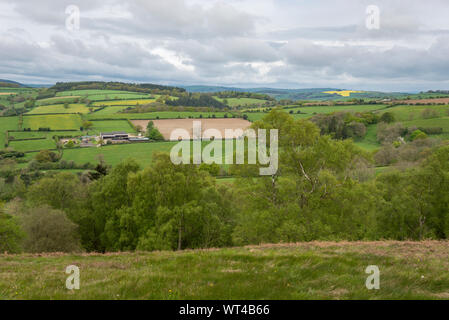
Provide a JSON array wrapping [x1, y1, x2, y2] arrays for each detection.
[[1, 241, 448, 299], [92, 106, 130, 115], [92, 99, 157, 106], [215, 97, 270, 107], [22, 114, 83, 130], [245, 105, 388, 122], [379, 105, 449, 121], [354, 124, 380, 151], [61, 142, 177, 166], [36, 96, 80, 106], [9, 138, 56, 152], [0, 117, 19, 147], [27, 104, 93, 114], [86, 111, 234, 120], [89, 120, 136, 134]]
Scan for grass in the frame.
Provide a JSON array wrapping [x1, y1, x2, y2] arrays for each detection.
[[354, 124, 380, 152], [0, 117, 19, 147], [379, 105, 449, 121], [214, 97, 270, 107], [61, 142, 177, 166], [86, 111, 234, 121], [8, 138, 56, 152], [22, 114, 83, 130], [92, 99, 157, 106], [27, 104, 93, 114], [89, 120, 136, 134], [92, 106, 130, 115], [1, 241, 448, 299], [245, 105, 388, 122]]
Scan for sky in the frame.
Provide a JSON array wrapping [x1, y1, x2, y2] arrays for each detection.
[[1, 0, 449, 92]]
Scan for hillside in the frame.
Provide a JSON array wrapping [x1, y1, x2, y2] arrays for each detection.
[[1, 241, 448, 300], [182, 85, 408, 101]]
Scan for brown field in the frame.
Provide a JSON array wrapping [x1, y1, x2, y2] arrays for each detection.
[[0, 92, 16, 95], [131, 118, 252, 140], [392, 97, 449, 105]]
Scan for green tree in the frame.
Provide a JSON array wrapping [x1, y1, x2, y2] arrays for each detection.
[[20, 206, 81, 253]]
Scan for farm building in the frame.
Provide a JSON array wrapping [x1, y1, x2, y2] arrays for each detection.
[[100, 131, 129, 140]]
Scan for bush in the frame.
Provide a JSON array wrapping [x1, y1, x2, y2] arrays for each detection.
[[20, 206, 82, 253], [410, 129, 428, 141], [379, 112, 395, 123], [0, 213, 24, 253], [421, 108, 439, 119]]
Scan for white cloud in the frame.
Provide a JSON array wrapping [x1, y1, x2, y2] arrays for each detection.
[[0, 0, 449, 91]]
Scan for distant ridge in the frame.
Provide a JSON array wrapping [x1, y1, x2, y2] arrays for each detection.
[[181, 85, 407, 101], [0, 79, 26, 88]]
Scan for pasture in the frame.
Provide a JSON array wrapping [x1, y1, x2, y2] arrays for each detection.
[[27, 104, 92, 114], [61, 141, 177, 167], [379, 105, 449, 121], [22, 114, 82, 130], [0, 117, 19, 146], [8, 138, 56, 152], [92, 99, 157, 106], [89, 120, 135, 134], [214, 97, 270, 107], [86, 111, 234, 121], [1, 241, 448, 299], [92, 106, 130, 115]]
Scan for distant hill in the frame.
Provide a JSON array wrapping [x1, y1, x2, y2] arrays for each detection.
[[0, 79, 26, 88], [181, 85, 407, 101]]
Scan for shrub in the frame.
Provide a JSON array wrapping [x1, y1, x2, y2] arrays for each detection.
[[421, 108, 439, 119], [20, 206, 82, 253], [410, 129, 428, 141], [0, 212, 24, 253], [379, 112, 395, 123]]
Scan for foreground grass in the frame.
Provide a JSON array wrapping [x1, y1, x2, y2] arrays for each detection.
[[1, 241, 448, 300]]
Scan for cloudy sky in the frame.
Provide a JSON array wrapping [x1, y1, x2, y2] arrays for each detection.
[[1, 0, 449, 91]]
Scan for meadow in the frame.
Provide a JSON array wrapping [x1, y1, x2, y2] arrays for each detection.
[[0, 116, 19, 146], [214, 97, 270, 107], [92, 99, 157, 106], [8, 138, 56, 152], [90, 106, 130, 115], [89, 120, 136, 134], [61, 141, 178, 166], [85, 111, 234, 121], [1, 241, 448, 300], [22, 114, 82, 130], [27, 104, 92, 114], [378, 104, 449, 121]]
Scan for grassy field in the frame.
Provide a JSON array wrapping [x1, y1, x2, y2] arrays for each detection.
[[1, 241, 448, 300], [379, 105, 449, 121], [27, 104, 93, 114], [0, 117, 19, 146], [61, 142, 177, 166], [86, 111, 234, 120], [89, 120, 136, 134], [214, 97, 270, 107], [245, 105, 388, 122], [92, 99, 157, 106], [8, 138, 56, 152], [92, 106, 130, 115], [22, 114, 82, 130], [354, 124, 380, 151]]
